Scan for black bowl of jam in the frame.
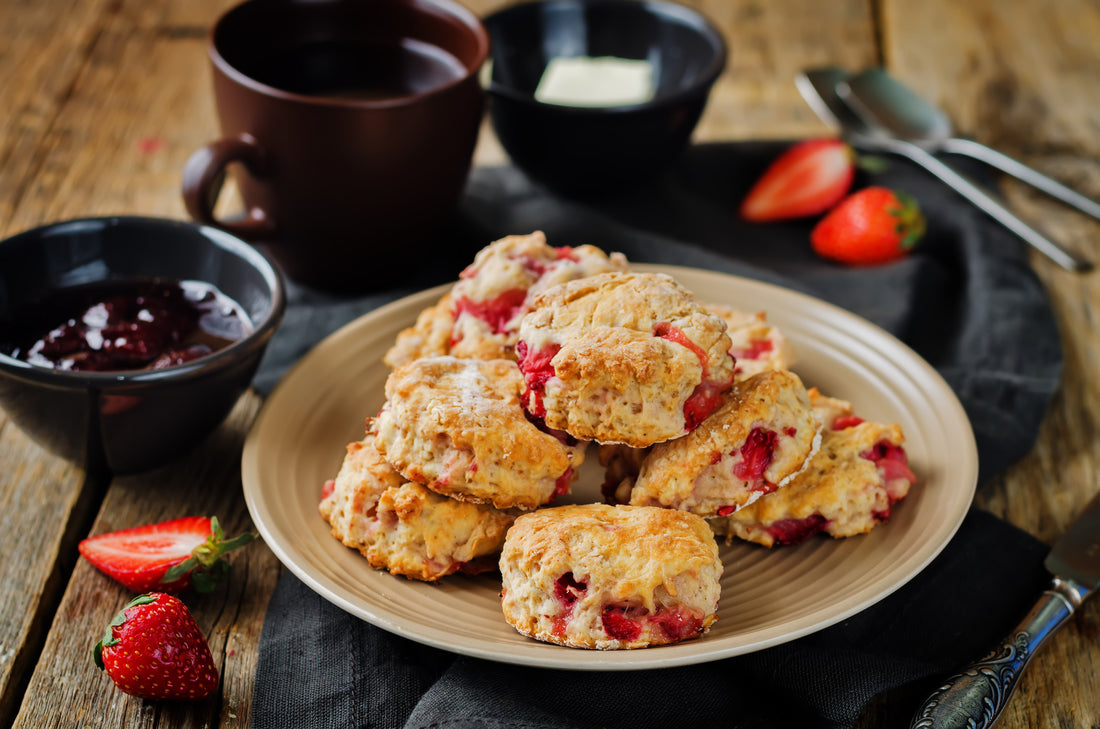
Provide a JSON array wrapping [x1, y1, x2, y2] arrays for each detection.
[[0, 216, 285, 474]]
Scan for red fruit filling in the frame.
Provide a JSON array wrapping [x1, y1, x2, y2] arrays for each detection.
[[733, 427, 779, 487], [551, 468, 574, 502], [832, 415, 865, 430], [717, 505, 738, 517], [552, 571, 587, 636], [601, 604, 704, 643], [320, 479, 336, 501], [516, 340, 560, 418], [452, 288, 527, 336], [517, 247, 580, 277], [653, 322, 733, 430], [766, 514, 829, 545], [861, 440, 917, 485], [730, 338, 773, 361], [601, 605, 645, 642]]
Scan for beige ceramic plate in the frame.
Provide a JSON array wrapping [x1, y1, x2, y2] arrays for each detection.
[[242, 264, 977, 670]]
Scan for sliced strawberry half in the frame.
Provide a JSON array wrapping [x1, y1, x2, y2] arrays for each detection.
[[79, 516, 254, 594], [740, 138, 855, 221]]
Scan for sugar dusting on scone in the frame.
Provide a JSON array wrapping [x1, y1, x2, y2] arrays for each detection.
[[499, 503, 722, 649], [627, 369, 820, 516], [319, 434, 515, 581], [384, 232, 629, 368], [707, 388, 917, 547], [516, 272, 736, 447], [374, 356, 586, 510], [705, 304, 796, 379]]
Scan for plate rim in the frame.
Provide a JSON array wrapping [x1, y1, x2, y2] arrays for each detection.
[[242, 264, 978, 670]]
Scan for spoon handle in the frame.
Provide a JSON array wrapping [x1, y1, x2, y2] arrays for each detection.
[[863, 137, 1092, 272], [939, 137, 1100, 222]]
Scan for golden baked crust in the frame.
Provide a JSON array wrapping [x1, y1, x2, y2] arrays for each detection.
[[374, 356, 586, 510], [382, 232, 629, 368], [499, 504, 722, 649], [384, 293, 458, 369], [516, 272, 735, 447], [319, 435, 514, 581], [709, 389, 916, 547], [628, 369, 821, 516], [705, 304, 796, 379]]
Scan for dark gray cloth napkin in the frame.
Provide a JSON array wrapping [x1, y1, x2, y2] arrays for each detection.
[[251, 142, 1063, 729]]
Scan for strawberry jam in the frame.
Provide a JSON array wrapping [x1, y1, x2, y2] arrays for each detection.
[[4, 278, 250, 372], [653, 321, 732, 430]]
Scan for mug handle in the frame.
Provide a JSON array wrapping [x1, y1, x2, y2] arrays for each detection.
[[181, 133, 276, 241]]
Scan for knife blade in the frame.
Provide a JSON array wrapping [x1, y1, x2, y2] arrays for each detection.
[[910, 490, 1100, 729]]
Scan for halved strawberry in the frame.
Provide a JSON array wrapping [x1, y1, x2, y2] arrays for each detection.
[[79, 516, 254, 594], [740, 138, 855, 221], [810, 186, 926, 265]]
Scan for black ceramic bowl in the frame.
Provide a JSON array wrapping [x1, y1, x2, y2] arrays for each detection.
[[0, 217, 285, 475], [484, 0, 726, 197]]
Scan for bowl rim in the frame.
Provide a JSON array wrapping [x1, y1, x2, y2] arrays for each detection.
[[0, 215, 286, 388], [484, 0, 728, 113]]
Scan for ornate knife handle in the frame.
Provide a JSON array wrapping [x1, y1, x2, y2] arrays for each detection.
[[910, 578, 1089, 729]]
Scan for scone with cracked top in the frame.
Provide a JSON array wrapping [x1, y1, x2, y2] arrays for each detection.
[[516, 272, 736, 447], [319, 434, 515, 581], [374, 356, 586, 510], [499, 503, 723, 650], [708, 388, 917, 547], [384, 231, 629, 368], [628, 369, 820, 516]]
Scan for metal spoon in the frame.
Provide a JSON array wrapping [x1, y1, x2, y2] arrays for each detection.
[[796, 67, 1091, 272], [845, 68, 1100, 222]]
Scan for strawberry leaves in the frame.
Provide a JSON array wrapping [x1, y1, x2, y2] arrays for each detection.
[[160, 517, 255, 593]]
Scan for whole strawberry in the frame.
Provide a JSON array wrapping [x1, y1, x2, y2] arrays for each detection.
[[94, 593, 218, 701], [810, 186, 926, 265], [740, 138, 855, 221], [79, 516, 254, 593]]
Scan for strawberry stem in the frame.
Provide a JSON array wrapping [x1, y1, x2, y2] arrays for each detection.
[[161, 517, 256, 593]]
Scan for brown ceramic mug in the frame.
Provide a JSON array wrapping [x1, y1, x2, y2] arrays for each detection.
[[182, 0, 488, 291]]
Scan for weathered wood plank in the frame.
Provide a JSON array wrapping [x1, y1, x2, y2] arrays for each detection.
[[873, 0, 1100, 727], [10, 393, 280, 729]]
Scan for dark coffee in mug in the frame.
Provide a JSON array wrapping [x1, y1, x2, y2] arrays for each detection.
[[183, 0, 489, 292], [237, 37, 468, 100]]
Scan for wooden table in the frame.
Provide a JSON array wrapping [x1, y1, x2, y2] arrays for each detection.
[[2, 0, 1098, 726]]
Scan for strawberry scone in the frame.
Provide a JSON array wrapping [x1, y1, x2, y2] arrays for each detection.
[[628, 369, 820, 516], [319, 434, 515, 581], [499, 504, 722, 649], [515, 272, 736, 447], [373, 356, 586, 510], [708, 389, 917, 547], [705, 304, 796, 379], [384, 231, 629, 368]]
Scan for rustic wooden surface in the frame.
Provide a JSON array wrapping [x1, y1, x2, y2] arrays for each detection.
[[1, 0, 1098, 727]]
